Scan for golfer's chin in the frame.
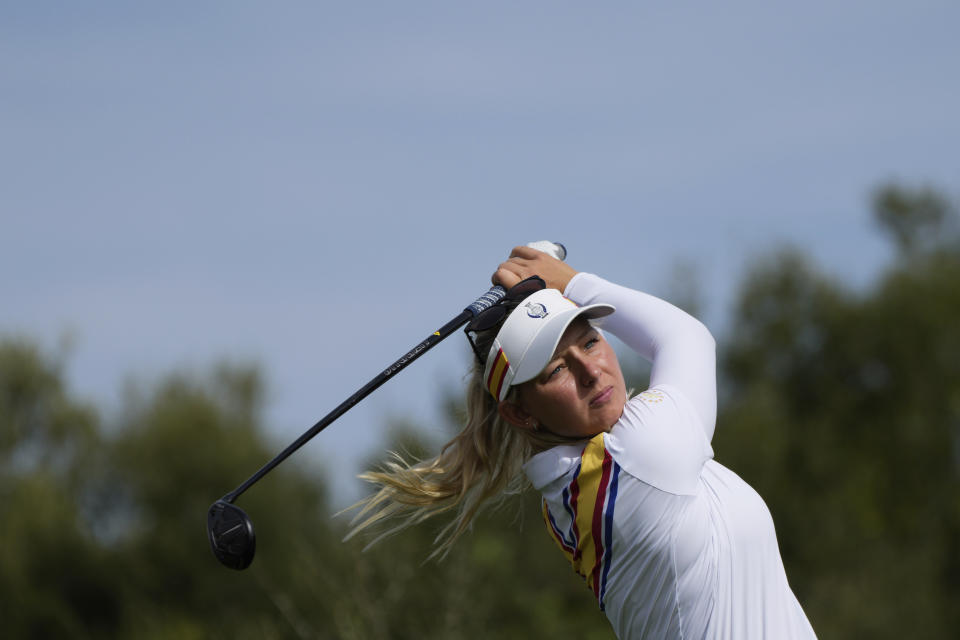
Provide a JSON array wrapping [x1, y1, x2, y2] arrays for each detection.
[[592, 388, 626, 431]]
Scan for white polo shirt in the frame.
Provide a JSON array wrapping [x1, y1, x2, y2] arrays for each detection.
[[523, 274, 816, 639]]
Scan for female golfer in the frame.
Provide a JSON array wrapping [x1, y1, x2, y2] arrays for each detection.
[[350, 246, 816, 639]]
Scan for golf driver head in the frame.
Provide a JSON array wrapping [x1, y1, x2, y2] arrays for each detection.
[[207, 499, 256, 570]]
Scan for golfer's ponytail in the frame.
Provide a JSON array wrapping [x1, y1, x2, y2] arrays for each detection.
[[343, 320, 578, 559]]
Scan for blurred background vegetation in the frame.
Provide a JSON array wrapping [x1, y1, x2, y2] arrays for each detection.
[[2, 183, 958, 639]]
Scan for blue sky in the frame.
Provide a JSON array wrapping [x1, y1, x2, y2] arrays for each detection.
[[2, 2, 957, 504]]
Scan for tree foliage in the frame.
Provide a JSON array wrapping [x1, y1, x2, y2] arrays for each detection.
[[1, 183, 957, 638]]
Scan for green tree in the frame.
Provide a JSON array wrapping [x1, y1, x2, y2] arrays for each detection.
[[0, 340, 121, 639], [872, 183, 956, 256], [0, 345, 345, 638]]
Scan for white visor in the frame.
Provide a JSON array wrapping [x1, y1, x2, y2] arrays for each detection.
[[482, 289, 615, 401]]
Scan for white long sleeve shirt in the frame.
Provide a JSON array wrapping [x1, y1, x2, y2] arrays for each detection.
[[523, 273, 816, 639]]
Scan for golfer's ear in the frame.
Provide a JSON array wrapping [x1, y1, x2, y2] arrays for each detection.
[[498, 400, 534, 431]]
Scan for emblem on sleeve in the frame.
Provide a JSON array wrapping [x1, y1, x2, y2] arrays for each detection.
[[638, 389, 665, 403]]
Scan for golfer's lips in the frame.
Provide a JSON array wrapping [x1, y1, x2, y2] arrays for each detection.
[[590, 385, 614, 407]]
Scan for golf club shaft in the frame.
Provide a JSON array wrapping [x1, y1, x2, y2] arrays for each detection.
[[220, 240, 566, 504], [222, 288, 504, 503]]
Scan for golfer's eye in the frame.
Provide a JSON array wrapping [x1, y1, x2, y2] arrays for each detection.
[[584, 337, 599, 350], [547, 364, 565, 379]]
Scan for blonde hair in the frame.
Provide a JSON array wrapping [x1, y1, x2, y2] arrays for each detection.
[[343, 320, 584, 559]]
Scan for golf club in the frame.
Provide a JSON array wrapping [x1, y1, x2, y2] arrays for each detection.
[[208, 241, 567, 570]]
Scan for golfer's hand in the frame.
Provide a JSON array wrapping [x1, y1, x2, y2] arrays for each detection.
[[493, 245, 578, 292]]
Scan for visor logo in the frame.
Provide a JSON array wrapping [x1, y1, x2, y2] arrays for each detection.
[[524, 302, 549, 319]]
